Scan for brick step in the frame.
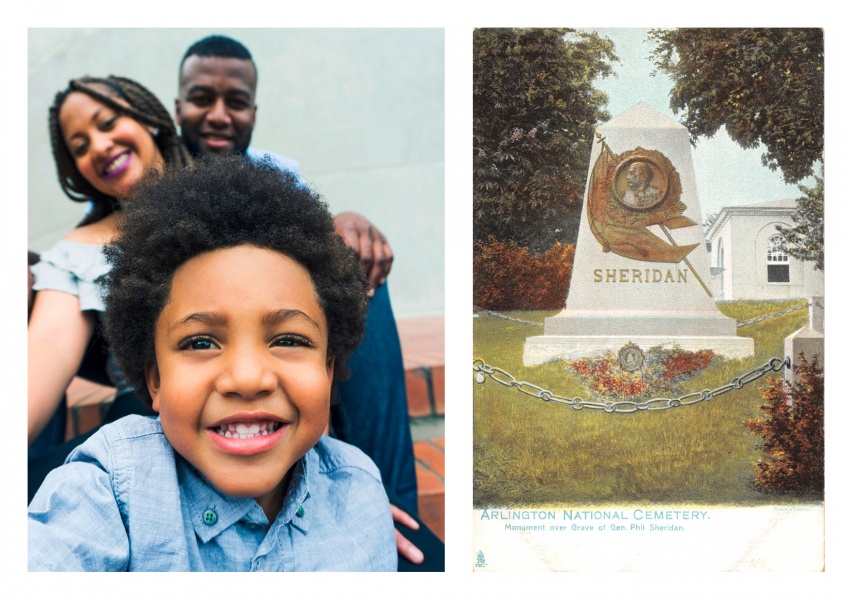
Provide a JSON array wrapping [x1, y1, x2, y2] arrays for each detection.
[[398, 316, 444, 419], [413, 436, 445, 542]]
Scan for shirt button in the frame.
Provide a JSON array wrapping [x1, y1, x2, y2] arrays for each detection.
[[297, 505, 304, 517], [203, 509, 218, 526]]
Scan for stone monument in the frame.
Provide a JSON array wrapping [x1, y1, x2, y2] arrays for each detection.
[[524, 102, 754, 364]]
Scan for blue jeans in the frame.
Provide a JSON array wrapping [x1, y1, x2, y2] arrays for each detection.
[[331, 283, 418, 513], [28, 395, 67, 460]]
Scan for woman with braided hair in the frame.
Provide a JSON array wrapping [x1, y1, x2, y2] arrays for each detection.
[[28, 76, 192, 460]]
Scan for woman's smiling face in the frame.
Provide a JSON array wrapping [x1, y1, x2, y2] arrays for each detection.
[[59, 89, 164, 200]]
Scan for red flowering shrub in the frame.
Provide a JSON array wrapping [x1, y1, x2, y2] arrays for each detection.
[[662, 350, 715, 380], [568, 347, 719, 401], [745, 354, 824, 493], [571, 358, 645, 397], [473, 237, 574, 310]]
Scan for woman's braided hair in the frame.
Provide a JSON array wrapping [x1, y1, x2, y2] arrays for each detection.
[[48, 76, 192, 226]]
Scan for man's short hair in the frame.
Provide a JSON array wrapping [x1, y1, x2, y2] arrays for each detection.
[[180, 35, 256, 77]]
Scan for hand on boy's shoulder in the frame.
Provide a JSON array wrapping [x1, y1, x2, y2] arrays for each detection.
[[299, 436, 398, 570], [315, 436, 424, 566]]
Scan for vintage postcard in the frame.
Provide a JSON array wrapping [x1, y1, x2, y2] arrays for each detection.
[[472, 28, 824, 571]]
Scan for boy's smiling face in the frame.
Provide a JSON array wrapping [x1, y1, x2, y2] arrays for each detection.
[[145, 244, 333, 518]]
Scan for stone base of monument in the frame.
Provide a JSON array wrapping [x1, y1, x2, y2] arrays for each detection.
[[523, 309, 754, 364], [524, 334, 755, 364]]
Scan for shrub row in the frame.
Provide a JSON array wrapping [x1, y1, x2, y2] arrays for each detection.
[[473, 237, 574, 310]]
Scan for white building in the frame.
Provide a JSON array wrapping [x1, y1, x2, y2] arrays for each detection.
[[704, 199, 823, 301]]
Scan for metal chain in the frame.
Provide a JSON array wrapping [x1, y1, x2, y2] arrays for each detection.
[[473, 357, 790, 413], [736, 301, 808, 328]]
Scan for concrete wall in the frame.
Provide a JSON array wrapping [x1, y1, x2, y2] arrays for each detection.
[[28, 28, 444, 319]]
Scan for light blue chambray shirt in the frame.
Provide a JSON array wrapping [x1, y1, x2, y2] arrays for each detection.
[[28, 416, 397, 571], [246, 147, 301, 177]]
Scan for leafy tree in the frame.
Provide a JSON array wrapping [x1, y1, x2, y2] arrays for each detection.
[[649, 28, 823, 185], [778, 176, 824, 271], [473, 28, 617, 251]]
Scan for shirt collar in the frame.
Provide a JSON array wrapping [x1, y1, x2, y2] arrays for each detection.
[[177, 450, 314, 543], [274, 449, 312, 535]]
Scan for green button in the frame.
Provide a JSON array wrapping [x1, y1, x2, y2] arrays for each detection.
[[203, 509, 218, 525], [296, 505, 304, 517]]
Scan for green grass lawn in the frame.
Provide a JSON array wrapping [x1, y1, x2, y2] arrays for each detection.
[[473, 300, 822, 507]]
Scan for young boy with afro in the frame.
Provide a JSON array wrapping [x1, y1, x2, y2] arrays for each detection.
[[28, 154, 397, 571]]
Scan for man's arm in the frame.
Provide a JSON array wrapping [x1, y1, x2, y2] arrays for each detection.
[[333, 212, 394, 289]]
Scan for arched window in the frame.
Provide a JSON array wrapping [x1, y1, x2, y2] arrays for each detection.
[[767, 234, 790, 283]]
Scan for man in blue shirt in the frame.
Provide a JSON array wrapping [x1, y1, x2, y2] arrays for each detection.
[[175, 35, 436, 568]]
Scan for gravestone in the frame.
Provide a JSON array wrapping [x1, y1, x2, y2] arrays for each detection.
[[524, 102, 754, 364], [784, 327, 824, 385]]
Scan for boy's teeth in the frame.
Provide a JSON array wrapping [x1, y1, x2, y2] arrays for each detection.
[[215, 421, 280, 439]]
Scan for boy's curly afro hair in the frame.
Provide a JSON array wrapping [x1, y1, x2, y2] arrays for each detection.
[[102, 154, 369, 406]]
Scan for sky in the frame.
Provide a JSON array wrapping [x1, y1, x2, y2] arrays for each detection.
[[584, 28, 819, 220]]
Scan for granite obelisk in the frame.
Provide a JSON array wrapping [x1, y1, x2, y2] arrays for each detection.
[[524, 102, 754, 364]]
